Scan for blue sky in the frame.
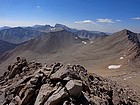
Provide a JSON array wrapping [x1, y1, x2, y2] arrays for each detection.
[[0, 0, 140, 32]]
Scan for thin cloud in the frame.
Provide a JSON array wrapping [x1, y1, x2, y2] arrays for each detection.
[[116, 19, 122, 22], [75, 20, 96, 24], [131, 17, 140, 20], [97, 18, 114, 23]]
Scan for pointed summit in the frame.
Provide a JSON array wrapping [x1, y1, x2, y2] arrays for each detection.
[[117, 29, 133, 35], [123, 29, 140, 44], [113, 29, 139, 45]]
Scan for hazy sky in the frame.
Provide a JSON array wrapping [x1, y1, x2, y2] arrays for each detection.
[[0, 0, 140, 32]]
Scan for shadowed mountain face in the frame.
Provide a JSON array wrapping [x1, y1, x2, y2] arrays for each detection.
[[0, 27, 45, 44], [0, 40, 18, 64], [0, 40, 18, 55], [12, 30, 88, 54], [124, 30, 140, 67]]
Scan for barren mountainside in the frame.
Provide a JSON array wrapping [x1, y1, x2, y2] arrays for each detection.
[[0, 29, 140, 105], [0, 29, 139, 68]]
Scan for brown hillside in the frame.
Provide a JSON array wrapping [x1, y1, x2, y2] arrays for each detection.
[[0, 29, 139, 92]]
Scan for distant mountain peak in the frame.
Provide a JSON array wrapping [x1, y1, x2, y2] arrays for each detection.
[[8, 27, 24, 30], [125, 30, 140, 45], [117, 29, 140, 46], [0, 26, 11, 30], [55, 23, 67, 27], [0, 27, 44, 44], [54, 23, 69, 29], [0, 24, 110, 44], [32, 25, 44, 28], [118, 29, 132, 34]]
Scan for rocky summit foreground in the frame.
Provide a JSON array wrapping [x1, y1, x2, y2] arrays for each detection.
[[0, 57, 139, 105]]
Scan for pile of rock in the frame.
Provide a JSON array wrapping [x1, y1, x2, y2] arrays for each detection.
[[0, 57, 139, 105]]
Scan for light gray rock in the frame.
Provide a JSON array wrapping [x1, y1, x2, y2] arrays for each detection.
[[60, 66, 81, 80], [0, 92, 5, 105], [34, 83, 54, 105], [14, 96, 22, 105], [65, 80, 82, 98], [44, 87, 68, 105], [50, 65, 67, 80], [48, 63, 63, 78]]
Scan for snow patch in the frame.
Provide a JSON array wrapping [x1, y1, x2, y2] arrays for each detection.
[[75, 37, 78, 39], [120, 57, 124, 59], [90, 41, 93, 44], [51, 28, 56, 30], [82, 41, 87, 44], [108, 65, 122, 69]]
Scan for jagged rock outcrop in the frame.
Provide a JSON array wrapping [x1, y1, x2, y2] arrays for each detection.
[[0, 57, 139, 105]]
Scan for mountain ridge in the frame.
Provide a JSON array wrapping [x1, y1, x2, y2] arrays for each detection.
[[0, 29, 139, 68], [0, 40, 18, 54], [0, 29, 140, 100], [0, 27, 45, 44], [32, 23, 110, 39], [4, 30, 89, 55], [0, 24, 110, 44]]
